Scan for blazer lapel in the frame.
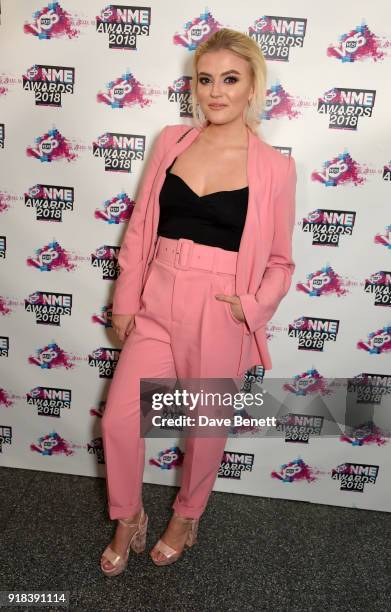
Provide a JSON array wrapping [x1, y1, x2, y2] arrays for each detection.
[[150, 126, 202, 244]]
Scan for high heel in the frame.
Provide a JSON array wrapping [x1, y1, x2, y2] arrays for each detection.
[[149, 512, 199, 566], [100, 507, 148, 577]]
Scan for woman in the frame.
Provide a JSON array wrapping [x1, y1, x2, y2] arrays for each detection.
[[100, 28, 297, 575]]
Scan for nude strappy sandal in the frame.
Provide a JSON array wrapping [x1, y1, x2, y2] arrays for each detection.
[[100, 507, 148, 577], [149, 512, 199, 566]]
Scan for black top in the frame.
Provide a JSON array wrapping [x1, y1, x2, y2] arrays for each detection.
[[157, 157, 248, 252]]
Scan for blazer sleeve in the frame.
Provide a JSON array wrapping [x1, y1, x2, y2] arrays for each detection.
[[238, 155, 297, 333], [112, 125, 169, 315]]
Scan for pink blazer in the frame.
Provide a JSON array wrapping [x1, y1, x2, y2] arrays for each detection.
[[112, 123, 297, 374]]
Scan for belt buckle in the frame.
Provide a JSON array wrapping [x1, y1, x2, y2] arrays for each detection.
[[174, 238, 193, 270]]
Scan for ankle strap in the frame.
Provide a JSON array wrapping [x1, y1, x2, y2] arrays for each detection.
[[119, 508, 144, 526], [173, 512, 198, 523]]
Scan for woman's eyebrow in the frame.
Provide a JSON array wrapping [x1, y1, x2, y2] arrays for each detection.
[[198, 69, 241, 77]]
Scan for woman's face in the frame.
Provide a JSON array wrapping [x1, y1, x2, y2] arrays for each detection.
[[196, 48, 254, 127]]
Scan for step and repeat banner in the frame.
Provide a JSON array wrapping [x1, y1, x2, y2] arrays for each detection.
[[0, 1, 390, 512]]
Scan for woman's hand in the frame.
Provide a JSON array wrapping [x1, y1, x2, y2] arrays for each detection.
[[215, 293, 245, 323], [111, 313, 136, 342]]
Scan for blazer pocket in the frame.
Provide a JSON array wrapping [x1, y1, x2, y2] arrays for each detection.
[[223, 279, 243, 326], [140, 260, 156, 301]]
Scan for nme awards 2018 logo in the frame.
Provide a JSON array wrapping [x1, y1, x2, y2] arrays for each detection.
[[249, 15, 307, 61], [275, 414, 324, 443], [25, 184, 74, 222], [302, 209, 356, 247], [93, 132, 145, 172], [168, 76, 192, 117], [0, 426, 12, 453], [288, 317, 339, 352], [88, 348, 120, 378], [96, 5, 151, 49], [332, 463, 378, 492], [25, 291, 72, 325], [23, 65, 75, 107], [91, 246, 120, 279], [27, 386, 72, 418], [317, 87, 376, 130], [88, 438, 105, 464], [218, 451, 254, 480], [365, 272, 391, 307], [0, 337, 9, 357], [0, 236, 6, 259]]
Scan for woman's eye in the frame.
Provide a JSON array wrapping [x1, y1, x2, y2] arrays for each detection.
[[198, 76, 238, 85]]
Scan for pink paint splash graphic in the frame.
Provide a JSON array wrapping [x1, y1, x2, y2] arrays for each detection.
[[328, 23, 386, 63], [374, 225, 391, 249], [283, 369, 331, 396], [27, 240, 76, 272], [340, 421, 388, 446], [0, 297, 12, 315], [97, 72, 151, 109], [28, 342, 75, 369], [263, 83, 300, 120], [92, 306, 113, 328], [357, 326, 391, 355], [173, 11, 221, 50], [0, 191, 11, 213], [0, 73, 20, 97], [24, 2, 80, 39], [311, 152, 365, 186], [94, 193, 133, 224], [27, 128, 76, 163], [271, 458, 319, 483], [149, 446, 184, 469], [30, 431, 75, 456], [0, 388, 14, 408], [297, 265, 348, 297], [89, 400, 106, 418]]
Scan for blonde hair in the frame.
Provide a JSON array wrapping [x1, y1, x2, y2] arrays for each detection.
[[191, 28, 267, 134]]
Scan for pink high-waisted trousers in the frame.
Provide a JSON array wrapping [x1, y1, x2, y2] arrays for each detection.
[[101, 236, 256, 520]]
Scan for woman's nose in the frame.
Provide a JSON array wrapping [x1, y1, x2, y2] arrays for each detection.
[[210, 82, 223, 96]]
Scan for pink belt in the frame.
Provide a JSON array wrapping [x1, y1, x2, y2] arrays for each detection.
[[155, 236, 238, 275]]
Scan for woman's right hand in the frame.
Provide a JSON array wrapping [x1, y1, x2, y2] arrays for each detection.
[[111, 313, 136, 342]]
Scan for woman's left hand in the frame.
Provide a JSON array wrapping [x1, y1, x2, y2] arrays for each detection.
[[215, 293, 245, 323]]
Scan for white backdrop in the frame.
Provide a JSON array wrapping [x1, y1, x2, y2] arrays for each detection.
[[0, 1, 390, 512]]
